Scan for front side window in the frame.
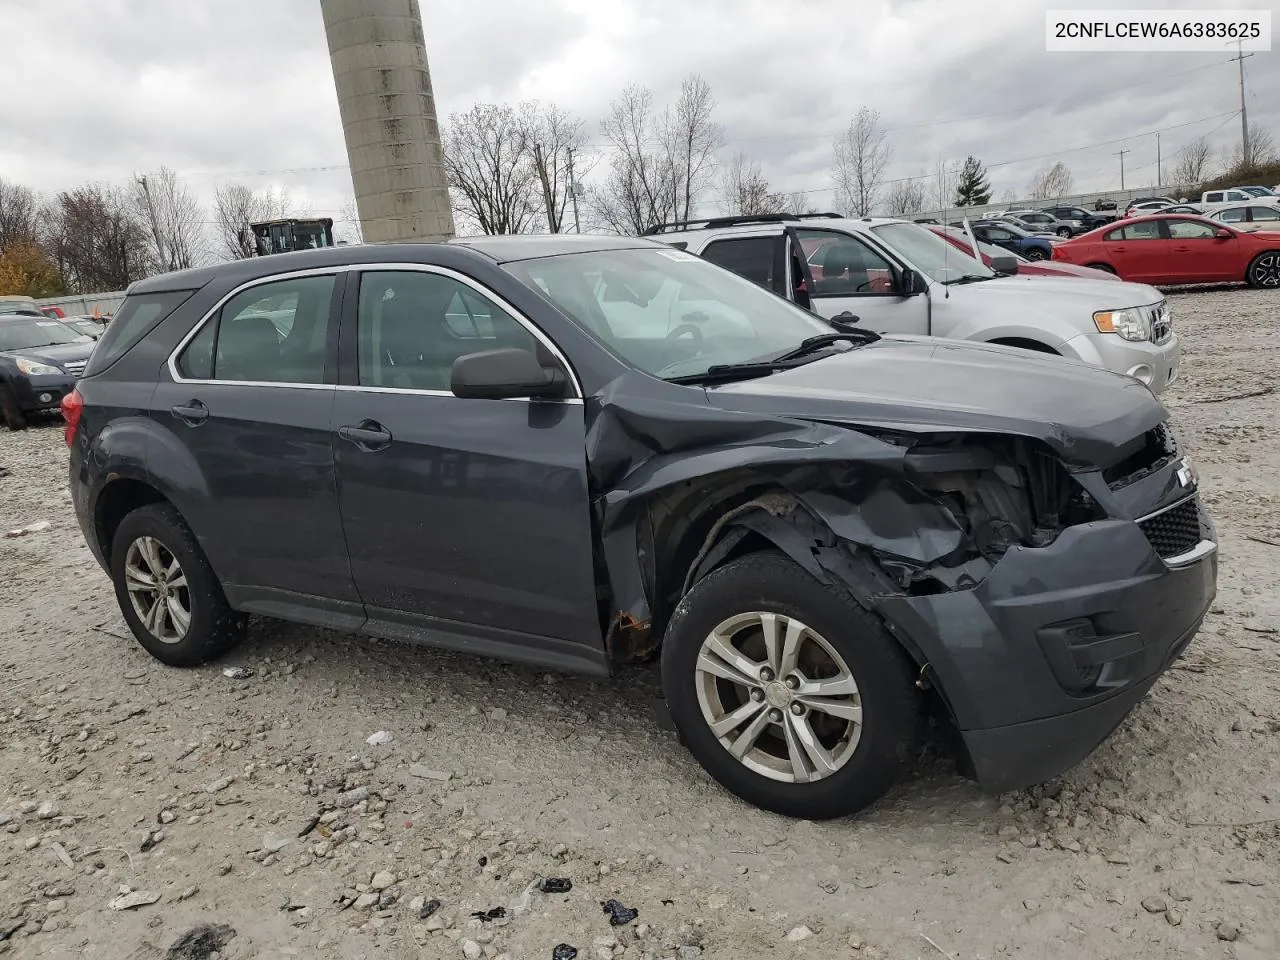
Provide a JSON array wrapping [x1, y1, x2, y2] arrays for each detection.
[[798, 230, 896, 296], [506, 247, 830, 381], [700, 236, 778, 292], [1250, 206, 1280, 221], [356, 271, 540, 392], [1166, 220, 1216, 239], [177, 275, 334, 383], [870, 222, 994, 283]]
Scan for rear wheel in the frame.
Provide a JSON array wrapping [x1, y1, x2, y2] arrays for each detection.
[[1246, 251, 1280, 289], [0, 384, 28, 431], [661, 552, 920, 819], [1056, 227, 1072, 238], [110, 503, 246, 667]]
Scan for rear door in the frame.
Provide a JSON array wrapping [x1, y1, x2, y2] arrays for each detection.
[[155, 270, 360, 625], [795, 228, 928, 335], [330, 265, 601, 667], [698, 233, 785, 295], [1100, 221, 1170, 282]]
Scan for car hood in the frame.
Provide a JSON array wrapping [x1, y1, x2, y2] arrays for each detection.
[[1020, 261, 1121, 281], [0, 340, 94, 369], [705, 336, 1164, 468], [962, 273, 1162, 308]]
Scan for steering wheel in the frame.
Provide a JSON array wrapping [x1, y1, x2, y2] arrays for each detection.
[[654, 322, 706, 375]]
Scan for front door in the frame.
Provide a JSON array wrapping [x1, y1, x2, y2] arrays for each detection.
[[795, 228, 929, 335], [331, 266, 602, 668], [1163, 218, 1240, 282], [155, 271, 360, 622]]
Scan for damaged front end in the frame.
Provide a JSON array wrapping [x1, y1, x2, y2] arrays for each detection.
[[587, 373, 1215, 791]]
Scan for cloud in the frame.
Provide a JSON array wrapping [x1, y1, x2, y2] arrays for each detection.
[[0, 0, 1274, 231]]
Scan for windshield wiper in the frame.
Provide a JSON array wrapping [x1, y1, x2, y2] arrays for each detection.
[[769, 330, 880, 363], [943, 274, 994, 286], [667, 361, 791, 385]]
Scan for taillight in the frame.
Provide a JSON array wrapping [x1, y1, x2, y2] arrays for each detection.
[[60, 388, 84, 448]]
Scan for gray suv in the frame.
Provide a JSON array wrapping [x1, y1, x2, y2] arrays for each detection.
[[66, 236, 1216, 820]]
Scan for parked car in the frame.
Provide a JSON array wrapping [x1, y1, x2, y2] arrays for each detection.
[[41, 305, 67, 319], [929, 225, 1121, 281], [0, 314, 94, 429], [63, 316, 108, 339], [1094, 198, 1118, 211], [1053, 214, 1280, 287], [999, 210, 1078, 237], [0, 295, 43, 316], [1200, 188, 1254, 209], [1236, 186, 1276, 198], [1208, 201, 1280, 233], [1041, 205, 1115, 231], [971, 220, 1058, 261], [653, 214, 1178, 393], [1124, 198, 1177, 217], [1157, 204, 1204, 215], [66, 235, 1217, 820]]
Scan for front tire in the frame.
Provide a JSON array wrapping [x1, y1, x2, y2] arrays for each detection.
[[1246, 251, 1280, 289], [109, 503, 246, 667], [0, 384, 28, 431], [1056, 227, 1072, 238], [660, 552, 920, 819]]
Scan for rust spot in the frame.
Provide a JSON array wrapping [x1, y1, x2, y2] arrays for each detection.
[[605, 612, 656, 665]]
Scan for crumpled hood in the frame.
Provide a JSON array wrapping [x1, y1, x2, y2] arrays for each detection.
[[706, 336, 1166, 467]]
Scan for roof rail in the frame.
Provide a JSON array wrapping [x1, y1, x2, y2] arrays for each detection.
[[640, 212, 842, 236]]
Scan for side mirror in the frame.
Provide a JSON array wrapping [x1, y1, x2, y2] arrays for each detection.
[[451, 348, 568, 400], [1215, 227, 1232, 239], [990, 255, 1019, 275], [899, 267, 926, 296]]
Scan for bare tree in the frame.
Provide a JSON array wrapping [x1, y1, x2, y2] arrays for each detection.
[[1225, 124, 1279, 171], [998, 187, 1018, 204], [721, 152, 784, 215], [781, 191, 821, 216], [45, 184, 150, 292], [1171, 138, 1214, 190], [523, 102, 590, 233], [337, 197, 363, 245], [930, 158, 961, 212], [592, 76, 724, 234], [832, 108, 891, 216], [0, 178, 40, 249], [212, 184, 300, 260], [1029, 161, 1074, 200], [443, 103, 540, 235], [886, 177, 927, 216], [133, 166, 206, 272]]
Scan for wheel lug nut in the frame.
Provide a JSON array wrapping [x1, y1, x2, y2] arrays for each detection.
[[759, 668, 774, 682], [784, 676, 799, 690], [790, 703, 805, 716], [768, 709, 782, 722], [749, 689, 764, 702]]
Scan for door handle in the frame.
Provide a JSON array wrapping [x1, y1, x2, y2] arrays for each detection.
[[338, 420, 392, 450], [171, 400, 209, 425]]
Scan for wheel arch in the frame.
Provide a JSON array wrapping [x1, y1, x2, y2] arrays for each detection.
[[986, 336, 1060, 355], [94, 477, 171, 565]]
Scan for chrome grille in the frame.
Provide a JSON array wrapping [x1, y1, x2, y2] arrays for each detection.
[[63, 360, 87, 378], [1150, 302, 1172, 344]]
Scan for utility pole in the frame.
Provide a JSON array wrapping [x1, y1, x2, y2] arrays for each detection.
[[1155, 132, 1161, 188], [1115, 150, 1130, 190], [567, 146, 581, 234], [1228, 40, 1254, 169], [136, 174, 165, 270]]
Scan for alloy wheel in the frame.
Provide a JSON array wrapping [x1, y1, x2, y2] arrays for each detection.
[[1251, 253, 1280, 288], [124, 536, 191, 643], [694, 611, 863, 784]]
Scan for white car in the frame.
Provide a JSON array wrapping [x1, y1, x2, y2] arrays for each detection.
[[1209, 201, 1280, 233], [646, 214, 1180, 395]]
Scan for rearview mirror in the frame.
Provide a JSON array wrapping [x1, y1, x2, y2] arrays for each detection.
[[990, 255, 1019, 275], [451, 348, 568, 400], [899, 267, 926, 296], [1215, 227, 1232, 239]]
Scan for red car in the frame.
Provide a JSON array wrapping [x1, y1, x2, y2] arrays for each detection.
[[1053, 214, 1280, 288], [928, 226, 1120, 281]]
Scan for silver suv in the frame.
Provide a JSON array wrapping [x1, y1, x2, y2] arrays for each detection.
[[649, 213, 1180, 394]]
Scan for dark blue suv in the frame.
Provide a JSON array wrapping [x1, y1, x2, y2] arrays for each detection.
[[65, 235, 1217, 819]]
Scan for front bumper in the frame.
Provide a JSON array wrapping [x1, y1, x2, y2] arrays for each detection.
[[10, 372, 77, 413], [1062, 331, 1180, 395], [875, 508, 1216, 792]]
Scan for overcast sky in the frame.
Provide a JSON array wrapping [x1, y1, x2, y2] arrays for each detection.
[[2, 0, 1276, 232]]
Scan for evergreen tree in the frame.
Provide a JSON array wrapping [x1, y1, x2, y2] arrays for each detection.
[[953, 156, 992, 206]]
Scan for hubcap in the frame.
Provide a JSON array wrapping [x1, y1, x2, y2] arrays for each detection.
[[1253, 253, 1280, 287], [694, 611, 863, 784], [124, 536, 191, 644]]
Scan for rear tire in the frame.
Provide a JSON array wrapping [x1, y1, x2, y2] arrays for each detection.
[[660, 551, 920, 820], [0, 384, 28, 431], [1246, 251, 1280, 289], [110, 503, 247, 667], [1056, 227, 1072, 238]]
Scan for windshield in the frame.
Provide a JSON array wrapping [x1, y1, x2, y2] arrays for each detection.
[[505, 247, 832, 380], [0, 318, 87, 351], [870, 222, 994, 283]]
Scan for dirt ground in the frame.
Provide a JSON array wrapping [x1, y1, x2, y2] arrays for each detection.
[[1, 285, 1278, 960]]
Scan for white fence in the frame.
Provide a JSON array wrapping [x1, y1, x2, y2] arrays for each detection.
[[36, 290, 127, 317]]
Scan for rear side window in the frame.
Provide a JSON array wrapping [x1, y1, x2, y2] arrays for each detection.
[[177, 275, 336, 383], [82, 290, 195, 376], [700, 237, 779, 292]]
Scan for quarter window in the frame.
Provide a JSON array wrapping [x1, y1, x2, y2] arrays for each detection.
[[177, 275, 335, 383], [356, 271, 540, 392]]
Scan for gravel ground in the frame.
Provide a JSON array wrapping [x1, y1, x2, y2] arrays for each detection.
[[1, 286, 1278, 960]]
